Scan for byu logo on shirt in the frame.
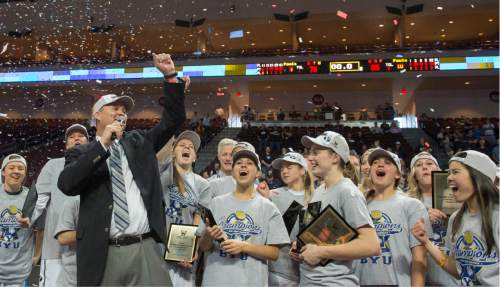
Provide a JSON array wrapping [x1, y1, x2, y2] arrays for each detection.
[[371, 210, 402, 253], [0, 205, 21, 248], [219, 211, 262, 260], [454, 231, 499, 286], [165, 184, 196, 224]]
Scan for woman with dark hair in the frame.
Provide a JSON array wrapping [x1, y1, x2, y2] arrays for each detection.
[[413, 150, 499, 286]]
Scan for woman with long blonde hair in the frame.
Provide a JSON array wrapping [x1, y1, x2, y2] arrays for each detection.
[[265, 152, 315, 286], [359, 148, 376, 194], [408, 151, 459, 286]]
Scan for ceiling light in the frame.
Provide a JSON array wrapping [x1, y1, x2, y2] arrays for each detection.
[[470, 4, 475, 8], [405, 35, 410, 39], [441, 28, 445, 32], [379, 24, 384, 27], [436, 6, 443, 10], [307, 27, 312, 31], [410, 22, 415, 26], [322, 35, 327, 39], [246, 31, 251, 34], [298, 37, 303, 43], [449, 20, 454, 24], [308, 40, 313, 43], [220, 44, 225, 47], [376, 37, 381, 40], [361, 83, 366, 87], [465, 81, 470, 85], [250, 42, 255, 46], [202, 8, 207, 12], [341, 38, 346, 42], [342, 26, 348, 29], [279, 29, 284, 32], [441, 34, 446, 38], [488, 18, 494, 22], [282, 41, 286, 44], [478, 32, 484, 36], [313, 84, 317, 88]]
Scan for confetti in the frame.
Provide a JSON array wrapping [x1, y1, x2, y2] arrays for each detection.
[[0, 43, 8, 55], [336, 10, 348, 19]]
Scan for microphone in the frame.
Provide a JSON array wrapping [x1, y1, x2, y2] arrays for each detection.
[[111, 115, 127, 140]]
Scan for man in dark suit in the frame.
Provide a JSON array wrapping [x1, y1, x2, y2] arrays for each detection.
[[57, 53, 188, 286]]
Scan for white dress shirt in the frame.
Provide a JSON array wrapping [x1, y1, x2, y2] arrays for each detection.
[[97, 137, 150, 238]]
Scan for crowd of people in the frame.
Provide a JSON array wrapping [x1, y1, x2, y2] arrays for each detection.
[[1, 53, 499, 287]]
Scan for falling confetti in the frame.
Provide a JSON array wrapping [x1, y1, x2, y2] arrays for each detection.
[[0, 43, 8, 55], [336, 10, 348, 19]]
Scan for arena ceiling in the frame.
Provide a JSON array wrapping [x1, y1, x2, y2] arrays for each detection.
[[0, 0, 498, 62]]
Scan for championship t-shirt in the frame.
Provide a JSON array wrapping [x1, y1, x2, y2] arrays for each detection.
[[202, 192, 290, 286]]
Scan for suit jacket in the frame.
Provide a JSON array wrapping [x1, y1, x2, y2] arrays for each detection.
[[57, 82, 186, 286]]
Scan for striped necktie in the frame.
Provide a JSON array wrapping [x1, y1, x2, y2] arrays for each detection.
[[109, 141, 130, 231]]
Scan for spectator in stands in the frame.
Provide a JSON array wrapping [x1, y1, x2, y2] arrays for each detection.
[[240, 106, 251, 122], [288, 105, 300, 120], [208, 138, 237, 181], [482, 119, 496, 145], [269, 127, 283, 153], [375, 105, 384, 120], [383, 102, 395, 120], [416, 137, 432, 153], [389, 121, 402, 134], [277, 108, 286, 121], [492, 139, 499, 164], [475, 138, 491, 156], [258, 125, 269, 152], [394, 141, 407, 164], [260, 146, 275, 176], [372, 139, 381, 149], [190, 112, 200, 129], [359, 107, 369, 120], [381, 121, 390, 133], [333, 102, 343, 121], [349, 150, 361, 183], [202, 113, 211, 130], [371, 122, 383, 134]]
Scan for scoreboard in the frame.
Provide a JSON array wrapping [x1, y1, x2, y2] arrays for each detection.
[[0, 56, 496, 83], [257, 57, 441, 75]]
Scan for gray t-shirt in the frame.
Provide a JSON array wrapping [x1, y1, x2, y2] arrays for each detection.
[[54, 197, 79, 287], [421, 195, 461, 286], [354, 193, 430, 286], [299, 178, 373, 286], [446, 206, 499, 286], [200, 176, 236, 208], [202, 192, 290, 286], [0, 185, 34, 283], [268, 187, 305, 283], [34, 158, 70, 260]]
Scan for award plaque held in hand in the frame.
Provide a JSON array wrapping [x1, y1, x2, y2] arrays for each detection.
[[164, 224, 198, 263], [432, 171, 462, 215], [298, 204, 358, 248]]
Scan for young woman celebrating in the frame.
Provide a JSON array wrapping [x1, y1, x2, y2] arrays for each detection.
[[408, 151, 459, 285], [296, 131, 380, 286], [198, 148, 290, 286], [265, 152, 315, 286], [412, 150, 499, 286], [359, 148, 376, 194], [158, 130, 210, 286], [354, 149, 429, 286]]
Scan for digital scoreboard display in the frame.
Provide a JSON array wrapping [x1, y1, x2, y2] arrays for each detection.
[[0, 56, 495, 83], [257, 57, 441, 75]]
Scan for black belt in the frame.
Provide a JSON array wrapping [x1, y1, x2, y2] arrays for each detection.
[[109, 232, 153, 246]]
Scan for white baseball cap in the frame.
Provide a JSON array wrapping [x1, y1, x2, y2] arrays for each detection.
[[301, 131, 350, 163], [410, 151, 440, 169], [175, 130, 201, 151], [449, 150, 497, 183], [65, 124, 89, 141], [232, 141, 256, 154], [271, 152, 308, 170], [232, 149, 261, 170], [91, 94, 135, 127], [368, 148, 402, 174], [2, 154, 27, 171]]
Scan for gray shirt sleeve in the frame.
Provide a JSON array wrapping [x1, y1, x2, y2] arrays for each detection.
[[54, 199, 79, 239], [32, 159, 55, 225], [445, 211, 458, 257], [266, 202, 292, 246], [406, 198, 431, 249], [340, 188, 374, 229]]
